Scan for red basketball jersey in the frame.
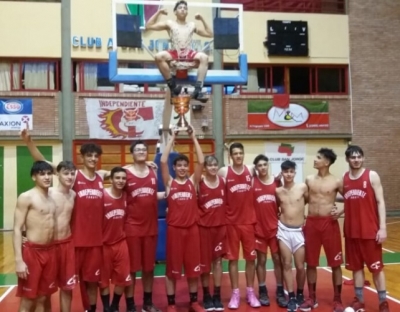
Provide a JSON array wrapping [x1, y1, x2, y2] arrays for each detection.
[[253, 177, 279, 235], [124, 168, 158, 237], [225, 166, 256, 225], [198, 176, 226, 227], [343, 169, 379, 239], [103, 189, 127, 245], [72, 170, 104, 247], [167, 179, 198, 227]]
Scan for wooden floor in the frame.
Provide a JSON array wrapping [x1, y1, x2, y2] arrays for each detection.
[[1, 217, 400, 309]]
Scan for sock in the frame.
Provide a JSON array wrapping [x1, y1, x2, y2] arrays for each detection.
[[334, 284, 342, 302], [378, 290, 387, 304], [195, 81, 203, 89], [213, 286, 221, 299], [167, 294, 176, 306], [259, 285, 267, 294], [189, 292, 198, 303], [297, 288, 304, 296], [90, 304, 97, 312], [126, 296, 135, 310], [111, 293, 122, 308], [166, 78, 175, 88], [143, 292, 152, 306], [203, 287, 210, 298], [289, 291, 296, 299], [277, 284, 284, 295], [355, 287, 364, 303], [308, 282, 316, 300], [101, 294, 110, 309]]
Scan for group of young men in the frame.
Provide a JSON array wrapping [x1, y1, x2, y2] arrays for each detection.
[[13, 124, 390, 312]]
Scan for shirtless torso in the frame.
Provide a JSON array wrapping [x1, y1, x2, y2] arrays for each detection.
[[50, 187, 75, 240], [276, 183, 308, 227], [306, 174, 340, 217]]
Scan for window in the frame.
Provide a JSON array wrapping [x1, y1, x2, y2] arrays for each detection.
[[74, 62, 117, 92], [238, 65, 347, 95], [0, 61, 59, 91]]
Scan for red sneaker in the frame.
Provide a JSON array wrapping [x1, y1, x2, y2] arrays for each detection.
[[333, 301, 344, 312], [190, 302, 205, 312], [167, 305, 177, 312], [299, 298, 318, 311], [379, 300, 390, 312], [350, 297, 365, 312]]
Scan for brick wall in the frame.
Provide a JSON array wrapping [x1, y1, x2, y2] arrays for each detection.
[[225, 95, 351, 136], [74, 92, 213, 137], [349, 1, 400, 210], [0, 92, 59, 137]]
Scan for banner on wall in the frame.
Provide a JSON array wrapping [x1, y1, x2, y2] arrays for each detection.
[[85, 98, 190, 140], [0, 99, 33, 131], [247, 100, 329, 130], [265, 142, 306, 164]]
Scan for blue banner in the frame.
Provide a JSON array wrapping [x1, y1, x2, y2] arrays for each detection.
[[0, 99, 33, 131]]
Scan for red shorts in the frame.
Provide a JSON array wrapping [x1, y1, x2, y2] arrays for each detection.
[[75, 246, 102, 282], [17, 241, 57, 299], [199, 225, 227, 273], [54, 236, 76, 290], [166, 224, 201, 280], [345, 238, 383, 273], [100, 239, 131, 288], [304, 216, 343, 267], [226, 224, 256, 261], [126, 235, 157, 273], [168, 49, 198, 60], [255, 230, 279, 255]]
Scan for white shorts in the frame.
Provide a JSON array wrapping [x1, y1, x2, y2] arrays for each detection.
[[276, 221, 305, 254]]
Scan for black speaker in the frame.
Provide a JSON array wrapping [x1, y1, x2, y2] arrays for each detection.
[[116, 14, 142, 48], [213, 17, 239, 50]]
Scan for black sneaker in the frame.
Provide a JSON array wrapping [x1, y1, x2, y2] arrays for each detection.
[[191, 88, 208, 103], [142, 304, 161, 312], [127, 306, 137, 312], [287, 297, 297, 312], [296, 293, 305, 306], [213, 296, 224, 311], [259, 292, 270, 306], [203, 295, 215, 311], [276, 292, 288, 308]]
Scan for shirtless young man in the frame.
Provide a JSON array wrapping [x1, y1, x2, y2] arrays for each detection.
[[252, 155, 287, 308], [145, 0, 213, 101], [299, 148, 344, 312], [218, 143, 261, 309], [333, 145, 390, 312], [161, 126, 204, 312], [276, 160, 308, 312], [198, 155, 227, 311], [21, 128, 107, 312], [100, 167, 132, 312], [13, 161, 58, 312], [124, 140, 165, 312]]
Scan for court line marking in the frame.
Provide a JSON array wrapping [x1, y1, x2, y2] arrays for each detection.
[[0, 286, 15, 302], [383, 248, 395, 253], [321, 267, 400, 304], [386, 221, 400, 225]]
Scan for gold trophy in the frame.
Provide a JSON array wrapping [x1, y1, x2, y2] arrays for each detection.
[[171, 95, 190, 131]]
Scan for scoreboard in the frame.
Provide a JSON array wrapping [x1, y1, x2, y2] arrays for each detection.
[[266, 20, 309, 57]]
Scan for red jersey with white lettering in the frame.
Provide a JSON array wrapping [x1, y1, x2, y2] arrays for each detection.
[[225, 166, 256, 225], [198, 176, 226, 227], [72, 170, 104, 247], [343, 169, 379, 239], [253, 177, 279, 235], [167, 179, 198, 227], [124, 168, 158, 237], [103, 189, 127, 245]]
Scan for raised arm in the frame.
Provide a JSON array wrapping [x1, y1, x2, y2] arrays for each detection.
[[189, 127, 204, 185], [145, 9, 169, 31], [20, 127, 57, 172], [370, 170, 387, 243], [160, 132, 176, 189], [194, 14, 213, 38], [13, 193, 30, 280]]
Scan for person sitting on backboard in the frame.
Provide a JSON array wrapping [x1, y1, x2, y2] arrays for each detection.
[[145, 0, 213, 102]]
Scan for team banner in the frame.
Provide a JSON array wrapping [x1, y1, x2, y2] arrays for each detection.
[[85, 98, 171, 140], [0, 99, 33, 131], [265, 142, 306, 164], [247, 100, 329, 130]]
